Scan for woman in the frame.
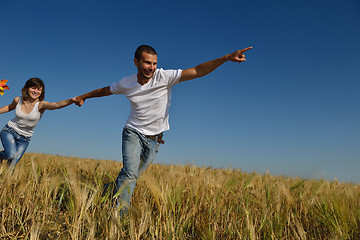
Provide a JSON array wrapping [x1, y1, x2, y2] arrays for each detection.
[[0, 77, 76, 169]]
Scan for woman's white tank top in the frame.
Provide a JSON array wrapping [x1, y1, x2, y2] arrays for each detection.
[[7, 98, 43, 137]]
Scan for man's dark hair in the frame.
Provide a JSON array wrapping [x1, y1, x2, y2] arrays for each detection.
[[134, 45, 157, 61]]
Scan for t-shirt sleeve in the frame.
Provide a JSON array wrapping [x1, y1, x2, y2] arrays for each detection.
[[110, 77, 126, 94], [164, 69, 183, 87]]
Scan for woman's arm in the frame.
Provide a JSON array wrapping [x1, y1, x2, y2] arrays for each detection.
[[39, 97, 76, 112], [0, 97, 19, 114], [74, 86, 113, 107]]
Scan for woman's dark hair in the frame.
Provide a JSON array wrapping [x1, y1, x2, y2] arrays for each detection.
[[22, 77, 45, 101], [134, 45, 157, 61]]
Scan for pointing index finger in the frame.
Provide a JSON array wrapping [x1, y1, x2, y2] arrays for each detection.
[[240, 46, 253, 53]]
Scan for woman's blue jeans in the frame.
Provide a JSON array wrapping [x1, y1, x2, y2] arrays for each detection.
[[0, 125, 31, 169], [115, 127, 160, 213]]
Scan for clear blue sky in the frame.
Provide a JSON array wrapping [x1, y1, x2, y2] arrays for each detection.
[[1, 0, 359, 183]]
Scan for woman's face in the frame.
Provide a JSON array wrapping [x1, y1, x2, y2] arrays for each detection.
[[27, 86, 43, 100]]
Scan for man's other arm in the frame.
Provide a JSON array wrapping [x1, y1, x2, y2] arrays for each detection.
[[179, 47, 252, 83]]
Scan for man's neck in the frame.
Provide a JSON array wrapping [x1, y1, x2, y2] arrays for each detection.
[[137, 75, 151, 85]]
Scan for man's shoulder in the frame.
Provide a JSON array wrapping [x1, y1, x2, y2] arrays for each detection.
[[121, 73, 138, 82], [113, 73, 137, 86], [110, 73, 138, 94], [153, 68, 182, 79]]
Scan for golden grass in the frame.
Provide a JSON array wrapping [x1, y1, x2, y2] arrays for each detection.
[[0, 153, 359, 239]]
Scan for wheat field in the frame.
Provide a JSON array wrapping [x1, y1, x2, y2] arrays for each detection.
[[0, 153, 359, 239]]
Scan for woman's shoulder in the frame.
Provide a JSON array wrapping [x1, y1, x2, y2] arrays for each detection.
[[13, 96, 20, 103], [38, 100, 49, 108], [38, 100, 51, 112]]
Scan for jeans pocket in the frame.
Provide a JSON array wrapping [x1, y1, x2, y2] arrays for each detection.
[[155, 142, 160, 153], [2, 125, 12, 132], [147, 140, 160, 154], [22, 136, 31, 143]]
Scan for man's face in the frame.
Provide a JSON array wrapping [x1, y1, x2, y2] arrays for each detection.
[[135, 52, 158, 80]]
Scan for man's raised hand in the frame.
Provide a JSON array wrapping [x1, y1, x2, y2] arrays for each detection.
[[228, 47, 252, 63]]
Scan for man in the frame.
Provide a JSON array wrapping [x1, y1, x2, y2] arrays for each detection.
[[74, 45, 252, 213]]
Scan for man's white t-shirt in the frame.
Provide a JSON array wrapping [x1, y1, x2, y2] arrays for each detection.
[[110, 68, 182, 136]]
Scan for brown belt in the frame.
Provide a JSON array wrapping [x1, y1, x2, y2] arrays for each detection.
[[145, 132, 164, 144]]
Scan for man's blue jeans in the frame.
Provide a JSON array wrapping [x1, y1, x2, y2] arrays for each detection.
[[115, 127, 160, 213], [0, 125, 31, 169]]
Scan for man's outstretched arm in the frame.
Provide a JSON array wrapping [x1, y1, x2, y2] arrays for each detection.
[[74, 86, 113, 106], [179, 47, 252, 83]]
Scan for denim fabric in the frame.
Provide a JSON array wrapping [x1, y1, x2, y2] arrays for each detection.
[[115, 126, 160, 213], [0, 125, 31, 169]]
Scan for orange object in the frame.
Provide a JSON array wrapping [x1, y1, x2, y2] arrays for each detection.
[[0, 79, 10, 96]]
